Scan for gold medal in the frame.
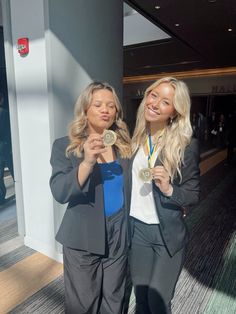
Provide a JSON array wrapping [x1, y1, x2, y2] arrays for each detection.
[[138, 168, 152, 182], [103, 130, 117, 146]]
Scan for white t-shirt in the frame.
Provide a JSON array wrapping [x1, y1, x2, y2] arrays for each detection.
[[130, 147, 160, 224]]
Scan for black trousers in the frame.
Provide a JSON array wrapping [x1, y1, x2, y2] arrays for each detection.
[[0, 141, 14, 204], [0, 159, 6, 203], [129, 218, 185, 314], [63, 209, 127, 314]]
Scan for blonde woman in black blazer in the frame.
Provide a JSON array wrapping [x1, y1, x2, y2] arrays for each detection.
[[129, 77, 200, 314], [50, 82, 131, 314]]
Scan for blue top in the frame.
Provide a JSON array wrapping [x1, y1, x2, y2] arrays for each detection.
[[98, 159, 124, 216]]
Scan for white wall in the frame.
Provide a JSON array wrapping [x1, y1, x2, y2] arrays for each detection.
[[46, 0, 123, 252], [124, 7, 170, 46], [47, 0, 123, 141]]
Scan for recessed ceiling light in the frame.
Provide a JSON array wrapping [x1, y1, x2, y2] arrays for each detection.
[[208, 0, 216, 3], [228, 28, 233, 32], [155, 6, 160, 10], [175, 23, 180, 27]]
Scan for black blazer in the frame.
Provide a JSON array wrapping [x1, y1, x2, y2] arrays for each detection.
[[50, 136, 130, 255], [129, 138, 200, 257]]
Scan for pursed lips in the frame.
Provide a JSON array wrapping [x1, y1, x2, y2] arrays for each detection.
[[100, 115, 110, 121]]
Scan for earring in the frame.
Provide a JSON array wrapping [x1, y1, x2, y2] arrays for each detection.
[[170, 117, 173, 124]]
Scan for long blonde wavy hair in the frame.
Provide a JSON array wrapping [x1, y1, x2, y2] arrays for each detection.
[[66, 81, 131, 158], [132, 77, 193, 181]]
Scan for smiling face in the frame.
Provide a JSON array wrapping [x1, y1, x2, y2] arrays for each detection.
[[86, 89, 117, 134], [144, 82, 176, 127]]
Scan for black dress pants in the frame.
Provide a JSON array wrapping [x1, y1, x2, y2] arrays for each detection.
[[129, 218, 185, 314], [63, 209, 127, 314], [0, 160, 6, 203], [0, 141, 14, 204]]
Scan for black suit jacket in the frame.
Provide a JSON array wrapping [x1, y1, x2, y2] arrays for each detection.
[[129, 138, 200, 256], [50, 136, 130, 255]]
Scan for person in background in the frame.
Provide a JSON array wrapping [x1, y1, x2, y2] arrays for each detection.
[[216, 113, 226, 149], [50, 82, 131, 314], [0, 93, 14, 204], [191, 112, 199, 138], [129, 77, 200, 314], [226, 110, 236, 164], [197, 112, 207, 143], [208, 111, 217, 145]]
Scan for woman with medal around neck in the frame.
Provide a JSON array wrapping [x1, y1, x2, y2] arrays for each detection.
[[50, 82, 131, 314], [129, 77, 200, 314]]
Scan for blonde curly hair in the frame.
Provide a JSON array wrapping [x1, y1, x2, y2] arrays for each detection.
[[66, 82, 131, 158], [132, 77, 193, 181]]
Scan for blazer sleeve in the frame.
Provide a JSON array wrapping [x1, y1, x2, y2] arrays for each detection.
[[49, 137, 90, 204], [157, 138, 200, 208]]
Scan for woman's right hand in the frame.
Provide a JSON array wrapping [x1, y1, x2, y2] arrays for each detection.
[[83, 133, 107, 167], [78, 134, 107, 186]]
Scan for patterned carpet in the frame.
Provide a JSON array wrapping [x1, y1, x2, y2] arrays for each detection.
[[172, 163, 236, 314], [0, 157, 236, 313], [0, 218, 18, 245], [9, 276, 64, 314]]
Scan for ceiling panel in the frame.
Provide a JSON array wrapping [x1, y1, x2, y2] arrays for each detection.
[[124, 0, 236, 76]]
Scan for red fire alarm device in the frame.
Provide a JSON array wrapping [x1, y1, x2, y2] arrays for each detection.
[[17, 37, 29, 56]]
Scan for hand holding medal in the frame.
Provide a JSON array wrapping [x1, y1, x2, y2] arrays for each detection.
[[83, 133, 107, 166], [152, 165, 173, 196]]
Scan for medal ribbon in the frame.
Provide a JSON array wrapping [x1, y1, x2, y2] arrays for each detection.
[[147, 130, 164, 168], [147, 135, 156, 168]]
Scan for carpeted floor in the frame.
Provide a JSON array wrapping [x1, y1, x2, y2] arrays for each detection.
[[9, 275, 64, 314], [172, 163, 236, 314], [0, 154, 236, 314], [0, 218, 18, 245]]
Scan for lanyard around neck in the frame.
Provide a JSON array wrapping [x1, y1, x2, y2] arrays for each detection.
[[147, 135, 157, 168], [146, 130, 164, 168]]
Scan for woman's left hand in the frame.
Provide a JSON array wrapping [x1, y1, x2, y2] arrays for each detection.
[[152, 166, 173, 196]]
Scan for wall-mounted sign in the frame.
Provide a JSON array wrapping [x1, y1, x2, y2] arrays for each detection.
[[212, 84, 236, 94], [135, 89, 145, 97]]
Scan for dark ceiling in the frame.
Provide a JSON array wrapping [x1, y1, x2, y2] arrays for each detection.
[[124, 0, 236, 77]]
